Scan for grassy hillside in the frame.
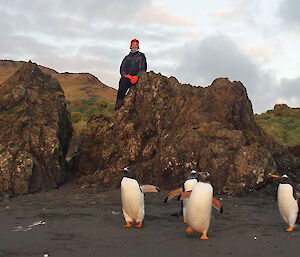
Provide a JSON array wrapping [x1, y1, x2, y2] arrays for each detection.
[[67, 97, 115, 136], [255, 104, 300, 147]]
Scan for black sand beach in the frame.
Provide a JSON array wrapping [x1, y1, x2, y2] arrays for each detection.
[[1, 184, 299, 257]]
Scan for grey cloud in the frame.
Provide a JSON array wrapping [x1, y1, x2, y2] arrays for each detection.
[[280, 76, 300, 98], [57, 0, 147, 22], [279, 0, 300, 27], [0, 0, 153, 49], [174, 35, 279, 113], [175, 35, 260, 89], [0, 34, 59, 58], [0, 1, 183, 46], [77, 44, 122, 61], [89, 25, 181, 44], [3, 0, 148, 25], [0, 7, 98, 41]]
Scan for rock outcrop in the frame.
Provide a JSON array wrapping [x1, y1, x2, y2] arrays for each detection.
[[0, 61, 73, 195], [73, 72, 298, 195]]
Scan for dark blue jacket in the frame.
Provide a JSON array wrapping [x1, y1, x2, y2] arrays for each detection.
[[120, 51, 147, 77]]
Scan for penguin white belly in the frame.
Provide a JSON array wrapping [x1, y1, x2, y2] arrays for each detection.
[[121, 177, 145, 223], [278, 184, 298, 227], [183, 179, 198, 218], [186, 182, 213, 233]]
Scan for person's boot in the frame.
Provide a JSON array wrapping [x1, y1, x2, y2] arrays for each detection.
[[115, 99, 124, 111]]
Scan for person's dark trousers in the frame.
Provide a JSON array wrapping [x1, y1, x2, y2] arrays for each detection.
[[115, 77, 133, 110]]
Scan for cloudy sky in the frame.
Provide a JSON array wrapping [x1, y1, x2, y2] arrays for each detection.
[[1, 0, 300, 113]]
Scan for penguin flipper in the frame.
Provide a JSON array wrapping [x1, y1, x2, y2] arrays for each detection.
[[140, 185, 160, 193], [180, 190, 192, 200], [163, 188, 183, 203], [212, 197, 223, 214]]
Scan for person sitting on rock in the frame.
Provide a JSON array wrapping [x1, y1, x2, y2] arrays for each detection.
[[115, 38, 147, 110]]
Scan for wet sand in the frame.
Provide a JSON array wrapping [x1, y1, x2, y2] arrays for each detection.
[[0, 183, 299, 257]]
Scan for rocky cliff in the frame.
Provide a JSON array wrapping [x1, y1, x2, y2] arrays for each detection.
[[0, 61, 73, 195], [73, 72, 298, 195]]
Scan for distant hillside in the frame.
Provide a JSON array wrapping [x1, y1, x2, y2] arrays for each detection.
[[255, 104, 300, 147], [0, 60, 117, 102]]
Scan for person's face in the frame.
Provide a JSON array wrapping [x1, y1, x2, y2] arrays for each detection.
[[131, 42, 139, 51]]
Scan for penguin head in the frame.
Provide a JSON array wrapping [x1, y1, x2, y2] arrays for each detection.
[[280, 174, 291, 184], [197, 171, 210, 182], [123, 167, 130, 173], [189, 169, 198, 179], [117, 166, 136, 179]]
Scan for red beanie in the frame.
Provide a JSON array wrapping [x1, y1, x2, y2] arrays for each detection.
[[130, 38, 139, 47]]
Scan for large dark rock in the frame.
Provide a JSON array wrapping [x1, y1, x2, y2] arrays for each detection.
[[73, 72, 298, 195], [288, 145, 300, 182], [0, 61, 73, 195], [289, 145, 300, 159]]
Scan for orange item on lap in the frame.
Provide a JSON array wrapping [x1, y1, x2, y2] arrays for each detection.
[[131, 75, 138, 84]]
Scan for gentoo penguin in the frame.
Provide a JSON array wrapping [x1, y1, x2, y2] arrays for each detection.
[[180, 171, 223, 240], [118, 167, 160, 228], [164, 170, 198, 223], [270, 174, 300, 232]]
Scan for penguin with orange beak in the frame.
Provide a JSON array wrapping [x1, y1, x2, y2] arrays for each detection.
[[269, 174, 300, 232], [117, 167, 159, 228], [180, 171, 223, 240]]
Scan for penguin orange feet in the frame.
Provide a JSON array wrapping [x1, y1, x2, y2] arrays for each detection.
[[183, 217, 188, 223], [135, 222, 143, 228], [123, 222, 132, 228], [286, 226, 294, 232], [186, 226, 194, 234], [200, 232, 208, 240]]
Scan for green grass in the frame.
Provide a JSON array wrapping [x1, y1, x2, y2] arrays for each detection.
[[255, 104, 300, 147], [67, 96, 114, 135]]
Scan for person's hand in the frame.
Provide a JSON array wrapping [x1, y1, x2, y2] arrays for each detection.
[[130, 76, 138, 84]]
